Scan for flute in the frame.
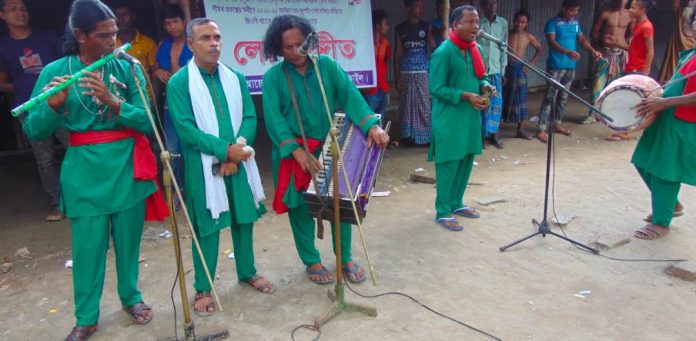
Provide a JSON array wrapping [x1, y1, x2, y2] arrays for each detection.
[[11, 43, 132, 117]]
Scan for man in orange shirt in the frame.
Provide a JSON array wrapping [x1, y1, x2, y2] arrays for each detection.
[[113, 3, 156, 72], [364, 9, 391, 125]]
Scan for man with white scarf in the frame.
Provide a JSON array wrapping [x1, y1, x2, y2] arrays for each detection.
[[167, 18, 274, 317]]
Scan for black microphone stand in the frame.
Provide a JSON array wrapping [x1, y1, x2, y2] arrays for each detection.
[[482, 36, 605, 253]]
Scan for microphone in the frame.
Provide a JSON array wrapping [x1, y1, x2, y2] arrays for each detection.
[[477, 30, 506, 47], [298, 31, 317, 56], [114, 45, 141, 65]]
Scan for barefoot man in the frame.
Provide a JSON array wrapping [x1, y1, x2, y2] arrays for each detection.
[[502, 9, 542, 140]]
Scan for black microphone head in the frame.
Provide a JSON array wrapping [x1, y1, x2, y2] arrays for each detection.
[[115, 47, 140, 64]]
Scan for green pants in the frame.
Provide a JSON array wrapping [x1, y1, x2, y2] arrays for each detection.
[[435, 155, 475, 219], [192, 222, 256, 292], [70, 201, 146, 326], [636, 166, 682, 227], [288, 199, 352, 265]]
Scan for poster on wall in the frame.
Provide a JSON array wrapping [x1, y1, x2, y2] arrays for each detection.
[[203, 0, 376, 94]]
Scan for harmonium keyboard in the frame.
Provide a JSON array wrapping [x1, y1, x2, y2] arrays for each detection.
[[305, 113, 389, 224]]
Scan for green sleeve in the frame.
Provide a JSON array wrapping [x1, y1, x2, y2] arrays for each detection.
[[166, 72, 229, 162], [22, 65, 67, 141], [429, 48, 464, 106], [324, 56, 379, 135], [262, 66, 300, 158], [234, 70, 258, 146], [113, 64, 152, 134]]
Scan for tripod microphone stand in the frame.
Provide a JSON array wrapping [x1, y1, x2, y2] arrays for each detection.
[[479, 35, 606, 253]]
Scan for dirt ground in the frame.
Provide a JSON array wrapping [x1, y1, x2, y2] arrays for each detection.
[[1, 90, 695, 341]]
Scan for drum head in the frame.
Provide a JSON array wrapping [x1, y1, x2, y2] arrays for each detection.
[[598, 88, 645, 131]]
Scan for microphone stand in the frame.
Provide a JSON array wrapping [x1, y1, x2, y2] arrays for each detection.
[[482, 36, 601, 254], [127, 63, 229, 341]]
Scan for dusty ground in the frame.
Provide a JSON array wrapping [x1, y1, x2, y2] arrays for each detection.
[[1, 90, 695, 341]]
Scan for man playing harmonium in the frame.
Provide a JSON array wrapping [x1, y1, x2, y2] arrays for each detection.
[[261, 14, 389, 285], [167, 18, 274, 316]]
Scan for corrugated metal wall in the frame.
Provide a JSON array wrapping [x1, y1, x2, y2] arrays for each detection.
[[370, 0, 596, 88]]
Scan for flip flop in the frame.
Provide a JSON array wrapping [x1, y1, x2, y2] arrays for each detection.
[[554, 126, 572, 136], [634, 224, 670, 240], [65, 325, 98, 341], [306, 265, 334, 285], [453, 207, 481, 219], [342, 262, 367, 284], [436, 217, 463, 231]]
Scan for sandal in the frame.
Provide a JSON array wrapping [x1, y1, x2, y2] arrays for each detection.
[[634, 224, 670, 240], [64, 325, 97, 341], [436, 217, 463, 231], [306, 265, 334, 285], [554, 125, 571, 136], [191, 292, 216, 317], [515, 131, 533, 140], [122, 302, 153, 324], [241, 275, 276, 294], [342, 262, 367, 284], [453, 207, 481, 219]]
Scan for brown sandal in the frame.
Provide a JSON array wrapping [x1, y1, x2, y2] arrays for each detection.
[[122, 302, 153, 324], [191, 291, 216, 317], [634, 224, 670, 240], [64, 325, 97, 341], [242, 275, 276, 294]]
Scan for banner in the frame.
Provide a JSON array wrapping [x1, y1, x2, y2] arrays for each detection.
[[204, 0, 376, 94]]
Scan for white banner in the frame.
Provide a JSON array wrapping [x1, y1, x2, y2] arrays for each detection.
[[204, 0, 376, 94]]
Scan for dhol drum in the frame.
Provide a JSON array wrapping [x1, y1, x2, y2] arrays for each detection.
[[595, 74, 663, 131]]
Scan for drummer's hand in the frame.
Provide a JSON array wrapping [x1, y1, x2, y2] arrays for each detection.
[[634, 97, 669, 117], [367, 125, 389, 148], [292, 148, 322, 173], [79, 71, 120, 108], [44, 75, 71, 112]]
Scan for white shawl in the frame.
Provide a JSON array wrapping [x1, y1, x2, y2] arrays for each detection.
[[187, 59, 265, 219]]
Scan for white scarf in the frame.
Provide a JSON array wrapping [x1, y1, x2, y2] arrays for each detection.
[[187, 59, 265, 219]]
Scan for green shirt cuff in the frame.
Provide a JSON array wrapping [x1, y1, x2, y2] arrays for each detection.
[[279, 139, 300, 159], [214, 141, 230, 162], [358, 115, 380, 136]]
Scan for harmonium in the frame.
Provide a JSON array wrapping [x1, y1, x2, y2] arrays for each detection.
[[305, 113, 389, 224]]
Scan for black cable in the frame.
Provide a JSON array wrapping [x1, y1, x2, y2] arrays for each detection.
[[171, 263, 179, 341], [291, 324, 321, 341], [343, 280, 503, 341], [549, 134, 687, 263]]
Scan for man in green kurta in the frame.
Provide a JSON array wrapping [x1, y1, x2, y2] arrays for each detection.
[[261, 15, 390, 284], [631, 47, 696, 240], [21, 1, 164, 339], [167, 19, 274, 316], [429, 6, 493, 231]]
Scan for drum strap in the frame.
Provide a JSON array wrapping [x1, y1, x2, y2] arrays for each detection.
[[284, 62, 328, 239]]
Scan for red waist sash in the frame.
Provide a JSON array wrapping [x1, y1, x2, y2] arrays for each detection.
[[69, 129, 169, 222], [273, 137, 322, 214]]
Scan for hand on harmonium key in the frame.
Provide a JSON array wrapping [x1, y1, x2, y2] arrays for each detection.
[[367, 125, 390, 148]]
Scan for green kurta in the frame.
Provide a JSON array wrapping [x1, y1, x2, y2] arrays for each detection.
[[263, 55, 380, 205], [428, 40, 490, 164], [22, 56, 154, 327], [263, 55, 379, 265], [631, 49, 696, 186], [23, 56, 156, 217], [167, 65, 265, 237]]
